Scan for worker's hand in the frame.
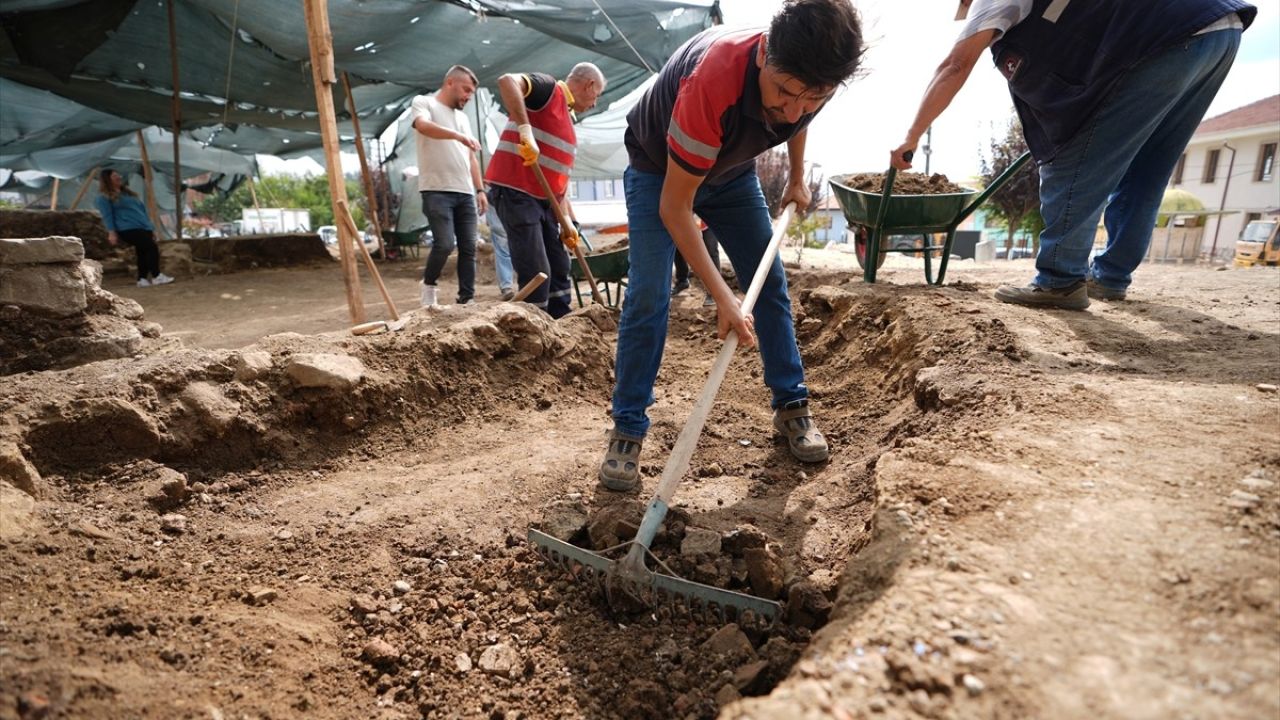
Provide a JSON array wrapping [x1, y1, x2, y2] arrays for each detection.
[[456, 132, 480, 152], [781, 180, 812, 214], [107, 231, 118, 246], [559, 222, 579, 250], [475, 189, 488, 215], [715, 296, 757, 349], [517, 124, 539, 167], [890, 143, 916, 171]]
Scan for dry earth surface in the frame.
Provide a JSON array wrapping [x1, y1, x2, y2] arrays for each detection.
[[2, 247, 1277, 720]]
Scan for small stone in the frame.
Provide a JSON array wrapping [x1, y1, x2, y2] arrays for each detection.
[[1240, 476, 1275, 491], [962, 674, 986, 696], [350, 594, 380, 615], [455, 652, 473, 673], [538, 500, 588, 542], [868, 696, 887, 713], [478, 643, 522, 678], [362, 638, 399, 667], [160, 513, 187, 534], [393, 580, 412, 595], [701, 624, 755, 659], [234, 351, 273, 381], [16, 690, 50, 719], [1226, 490, 1261, 510], [703, 462, 724, 477], [285, 353, 367, 389], [681, 527, 722, 557], [722, 525, 769, 556], [1256, 383, 1278, 393], [785, 581, 832, 629], [247, 587, 278, 605], [276, 529, 293, 540], [714, 683, 741, 708], [744, 547, 786, 599], [732, 660, 768, 692], [145, 468, 189, 512]]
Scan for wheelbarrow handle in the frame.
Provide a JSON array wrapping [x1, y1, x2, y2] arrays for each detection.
[[956, 150, 1033, 223]]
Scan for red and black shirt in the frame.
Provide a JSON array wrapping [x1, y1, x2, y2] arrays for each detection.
[[625, 27, 819, 185]]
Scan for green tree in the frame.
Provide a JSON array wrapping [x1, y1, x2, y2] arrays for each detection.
[[980, 119, 1041, 258], [192, 173, 366, 230]]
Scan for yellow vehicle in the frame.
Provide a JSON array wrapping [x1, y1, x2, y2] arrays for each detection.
[[1234, 219, 1280, 267]]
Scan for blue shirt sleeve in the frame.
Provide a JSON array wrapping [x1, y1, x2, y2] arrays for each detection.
[[94, 195, 116, 232]]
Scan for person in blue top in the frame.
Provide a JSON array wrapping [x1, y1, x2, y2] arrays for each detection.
[[94, 168, 174, 288], [891, 0, 1254, 310]]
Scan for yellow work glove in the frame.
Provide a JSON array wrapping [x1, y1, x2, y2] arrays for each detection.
[[517, 123, 539, 167], [560, 222, 579, 251]]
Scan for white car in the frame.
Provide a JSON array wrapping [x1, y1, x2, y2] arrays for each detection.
[[318, 225, 380, 255]]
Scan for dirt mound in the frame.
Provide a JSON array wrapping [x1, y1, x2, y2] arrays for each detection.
[[834, 171, 969, 195], [186, 233, 333, 271]]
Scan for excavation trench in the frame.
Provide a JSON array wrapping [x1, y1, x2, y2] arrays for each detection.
[[1, 283, 1022, 719]]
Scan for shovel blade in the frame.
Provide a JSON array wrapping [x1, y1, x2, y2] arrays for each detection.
[[528, 529, 782, 629]]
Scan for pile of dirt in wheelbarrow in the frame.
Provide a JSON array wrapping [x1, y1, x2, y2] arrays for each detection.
[[835, 171, 968, 195]]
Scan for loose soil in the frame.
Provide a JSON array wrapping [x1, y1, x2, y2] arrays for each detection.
[[2, 252, 1277, 720], [835, 172, 969, 195]]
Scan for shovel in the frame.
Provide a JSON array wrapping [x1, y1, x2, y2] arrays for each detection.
[[529, 202, 799, 629]]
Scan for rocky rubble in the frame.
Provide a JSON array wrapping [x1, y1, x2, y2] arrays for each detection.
[[0, 236, 162, 374]]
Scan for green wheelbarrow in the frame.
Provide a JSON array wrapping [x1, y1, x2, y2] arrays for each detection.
[[569, 237, 629, 308], [829, 151, 1032, 285]]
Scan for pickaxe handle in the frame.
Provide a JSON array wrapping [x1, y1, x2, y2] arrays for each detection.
[[528, 163, 606, 307]]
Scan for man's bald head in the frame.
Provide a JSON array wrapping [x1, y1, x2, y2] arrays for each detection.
[[565, 62, 606, 114]]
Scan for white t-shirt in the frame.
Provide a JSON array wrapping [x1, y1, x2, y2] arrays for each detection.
[[411, 93, 476, 194]]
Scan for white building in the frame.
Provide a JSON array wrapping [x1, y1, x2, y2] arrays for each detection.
[[1170, 94, 1280, 261]]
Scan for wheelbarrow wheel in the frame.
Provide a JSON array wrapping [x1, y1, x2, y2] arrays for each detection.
[[852, 225, 887, 270]]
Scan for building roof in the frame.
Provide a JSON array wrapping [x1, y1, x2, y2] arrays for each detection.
[[1195, 95, 1280, 135]]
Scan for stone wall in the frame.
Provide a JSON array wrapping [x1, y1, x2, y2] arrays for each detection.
[[0, 236, 161, 375], [0, 210, 110, 260]]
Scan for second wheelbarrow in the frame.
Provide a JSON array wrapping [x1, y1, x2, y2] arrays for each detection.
[[829, 151, 1032, 285]]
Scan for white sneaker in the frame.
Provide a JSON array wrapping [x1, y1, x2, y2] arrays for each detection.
[[420, 283, 438, 307], [151, 273, 175, 286], [137, 278, 152, 288]]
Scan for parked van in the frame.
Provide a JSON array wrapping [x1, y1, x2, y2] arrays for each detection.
[[1233, 219, 1280, 267]]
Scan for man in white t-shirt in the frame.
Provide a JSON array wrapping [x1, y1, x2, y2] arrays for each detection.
[[891, 0, 1252, 310], [412, 65, 488, 306]]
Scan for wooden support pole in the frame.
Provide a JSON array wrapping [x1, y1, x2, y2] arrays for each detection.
[[302, 0, 364, 324], [167, 0, 183, 240], [69, 166, 100, 210], [341, 71, 386, 258], [135, 130, 169, 239], [49, 178, 60, 210], [246, 174, 264, 227], [338, 198, 399, 321]]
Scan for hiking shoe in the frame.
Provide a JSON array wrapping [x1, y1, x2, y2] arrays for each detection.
[[420, 282, 437, 307], [994, 280, 1089, 310], [136, 278, 152, 288], [773, 400, 829, 463], [151, 273, 175, 285], [672, 279, 690, 295], [702, 293, 715, 307], [1086, 278, 1126, 301], [599, 430, 643, 492], [501, 288, 515, 301]]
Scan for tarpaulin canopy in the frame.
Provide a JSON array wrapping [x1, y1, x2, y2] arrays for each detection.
[[0, 0, 718, 159]]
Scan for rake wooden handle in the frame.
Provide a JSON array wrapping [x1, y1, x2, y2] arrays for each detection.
[[528, 163, 606, 307]]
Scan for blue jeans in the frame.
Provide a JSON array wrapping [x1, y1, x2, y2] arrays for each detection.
[[1034, 28, 1241, 291], [486, 205, 515, 293], [421, 191, 478, 303], [610, 166, 807, 438]]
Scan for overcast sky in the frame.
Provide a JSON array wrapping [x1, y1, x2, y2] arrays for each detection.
[[265, 0, 1280, 182]]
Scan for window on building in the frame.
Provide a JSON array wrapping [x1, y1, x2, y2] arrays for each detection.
[[602, 179, 616, 198], [1172, 153, 1186, 185], [1256, 143, 1276, 182], [567, 182, 578, 200], [1203, 148, 1220, 183]]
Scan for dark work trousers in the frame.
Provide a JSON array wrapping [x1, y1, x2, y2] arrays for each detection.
[[490, 185, 572, 318], [673, 228, 722, 285], [117, 228, 161, 280], [421, 191, 478, 303]]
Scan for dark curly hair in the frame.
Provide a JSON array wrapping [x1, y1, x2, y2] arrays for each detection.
[[766, 0, 864, 91]]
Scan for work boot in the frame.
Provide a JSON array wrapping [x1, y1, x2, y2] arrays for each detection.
[[773, 400, 829, 463], [702, 292, 715, 307], [672, 278, 690, 295], [993, 280, 1089, 310], [420, 282, 437, 307], [1086, 278, 1127, 301], [501, 288, 515, 301], [599, 430, 643, 492]]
